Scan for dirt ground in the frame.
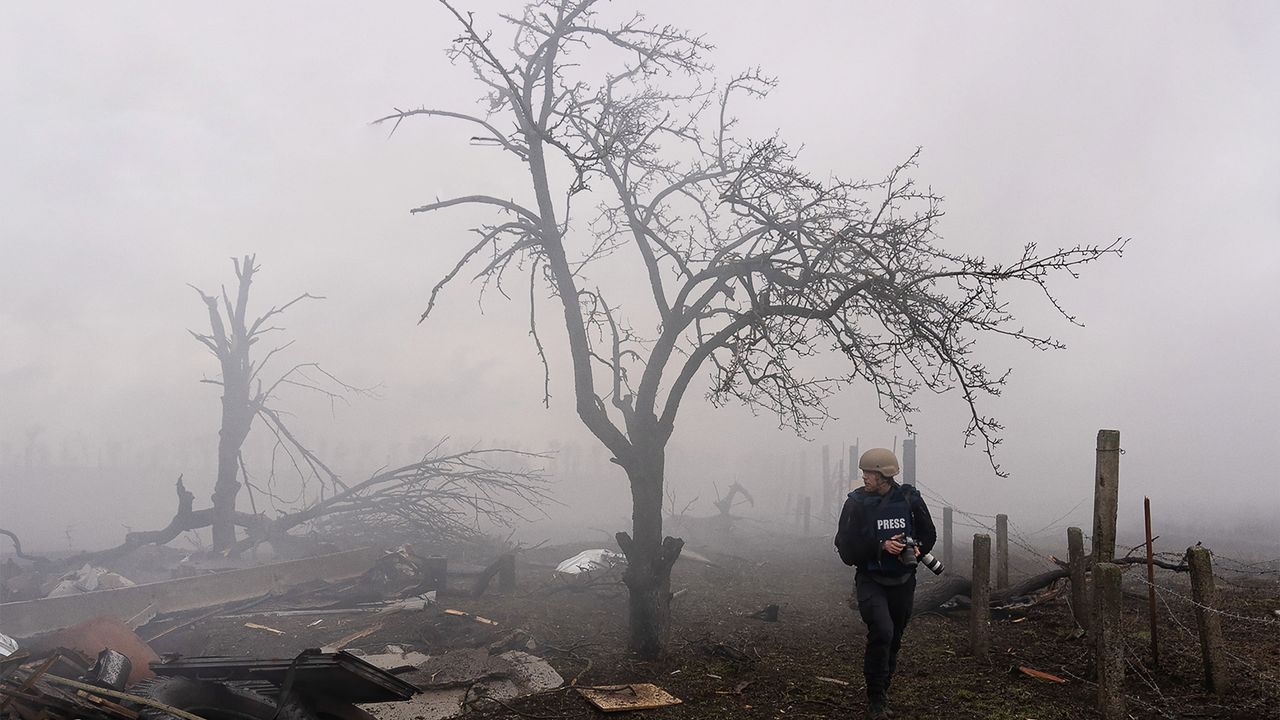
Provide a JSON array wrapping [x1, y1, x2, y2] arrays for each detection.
[[146, 532, 1280, 720]]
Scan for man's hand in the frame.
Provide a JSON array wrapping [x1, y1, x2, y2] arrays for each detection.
[[882, 533, 905, 556]]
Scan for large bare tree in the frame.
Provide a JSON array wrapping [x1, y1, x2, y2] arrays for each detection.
[[381, 0, 1123, 657]]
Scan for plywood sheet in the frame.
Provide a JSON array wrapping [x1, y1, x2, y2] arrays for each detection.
[[577, 683, 681, 712]]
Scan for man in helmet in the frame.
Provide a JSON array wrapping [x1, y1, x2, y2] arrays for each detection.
[[834, 447, 937, 719]]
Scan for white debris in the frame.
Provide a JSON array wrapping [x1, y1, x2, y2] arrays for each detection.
[[45, 564, 135, 598], [0, 632, 18, 658], [554, 549, 625, 575]]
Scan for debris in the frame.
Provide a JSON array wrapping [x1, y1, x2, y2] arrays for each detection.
[[357, 546, 440, 601], [222, 591, 436, 619], [0, 632, 17, 658], [577, 683, 682, 712], [678, 548, 718, 567], [308, 619, 324, 627], [362, 649, 562, 720], [87, 649, 133, 690], [45, 564, 136, 598], [1018, 666, 1068, 684], [38, 616, 160, 685], [360, 646, 432, 673], [324, 622, 384, 651], [1, 547, 383, 637], [243, 622, 286, 635], [44, 674, 207, 720], [555, 549, 626, 575], [815, 676, 850, 686], [441, 608, 497, 626], [151, 649, 418, 703], [122, 604, 157, 630], [471, 553, 516, 597], [750, 603, 780, 622]]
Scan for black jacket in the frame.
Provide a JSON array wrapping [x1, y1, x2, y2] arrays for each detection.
[[834, 481, 937, 572]]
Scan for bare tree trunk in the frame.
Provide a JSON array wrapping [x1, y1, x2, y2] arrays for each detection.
[[616, 444, 683, 659], [212, 397, 252, 549]]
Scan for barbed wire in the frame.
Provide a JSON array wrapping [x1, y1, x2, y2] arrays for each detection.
[[1132, 573, 1280, 627], [914, 482, 1056, 568], [1152, 580, 1280, 688]]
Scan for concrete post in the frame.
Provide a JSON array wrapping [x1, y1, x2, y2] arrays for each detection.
[[1186, 546, 1229, 695], [497, 553, 515, 591], [1067, 526, 1090, 631], [1091, 430, 1121, 563], [902, 437, 917, 487], [995, 513, 1009, 589], [848, 443, 858, 492], [1093, 562, 1125, 719], [822, 444, 831, 518], [970, 534, 991, 659], [943, 507, 953, 570]]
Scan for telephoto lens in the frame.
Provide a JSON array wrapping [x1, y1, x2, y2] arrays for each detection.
[[917, 551, 945, 575], [899, 536, 945, 575]]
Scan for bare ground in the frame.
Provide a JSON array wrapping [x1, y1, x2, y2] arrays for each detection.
[[147, 534, 1280, 720]]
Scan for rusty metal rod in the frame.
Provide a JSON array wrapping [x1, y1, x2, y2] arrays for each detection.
[[1144, 496, 1159, 668]]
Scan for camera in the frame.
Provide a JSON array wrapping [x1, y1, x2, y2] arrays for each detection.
[[898, 536, 945, 575]]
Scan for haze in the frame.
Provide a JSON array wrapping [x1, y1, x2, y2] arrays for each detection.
[[2, 2, 1277, 556]]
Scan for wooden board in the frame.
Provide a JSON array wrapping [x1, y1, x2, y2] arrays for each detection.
[[577, 683, 682, 712]]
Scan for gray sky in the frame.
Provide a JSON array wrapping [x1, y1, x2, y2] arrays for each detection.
[[2, 2, 1278, 552]]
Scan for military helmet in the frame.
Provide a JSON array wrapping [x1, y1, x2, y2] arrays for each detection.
[[858, 448, 900, 478]]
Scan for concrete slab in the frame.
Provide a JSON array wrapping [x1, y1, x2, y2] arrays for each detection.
[[0, 548, 382, 637], [359, 649, 562, 720]]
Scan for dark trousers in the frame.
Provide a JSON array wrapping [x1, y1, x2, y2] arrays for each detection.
[[855, 572, 916, 700]]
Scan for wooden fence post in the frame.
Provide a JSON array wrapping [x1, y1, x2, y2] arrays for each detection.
[[970, 534, 991, 659], [1091, 430, 1121, 563], [942, 507, 953, 570], [1093, 562, 1125, 719], [1067, 526, 1090, 631], [1186, 546, 1229, 695], [803, 496, 811, 536], [995, 513, 1009, 589]]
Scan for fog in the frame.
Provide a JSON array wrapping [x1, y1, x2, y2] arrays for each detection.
[[2, 2, 1277, 556]]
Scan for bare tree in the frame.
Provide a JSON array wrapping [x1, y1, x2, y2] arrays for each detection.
[[189, 255, 350, 550], [381, 0, 1123, 657]]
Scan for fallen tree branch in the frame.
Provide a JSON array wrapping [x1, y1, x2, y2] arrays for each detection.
[[45, 450, 552, 571], [914, 554, 1191, 613]]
